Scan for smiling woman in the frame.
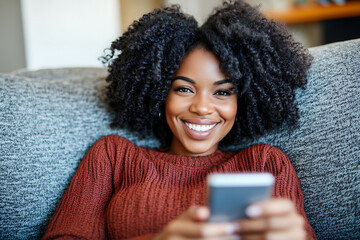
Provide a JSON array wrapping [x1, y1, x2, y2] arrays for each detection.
[[166, 48, 237, 156], [42, 1, 316, 240]]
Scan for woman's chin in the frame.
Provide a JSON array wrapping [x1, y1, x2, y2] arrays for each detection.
[[181, 141, 218, 156]]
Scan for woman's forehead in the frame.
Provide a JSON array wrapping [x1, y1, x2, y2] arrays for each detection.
[[174, 48, 226, 81]]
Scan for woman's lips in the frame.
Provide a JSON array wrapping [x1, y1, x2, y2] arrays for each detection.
[[182, 120, 219, 140]]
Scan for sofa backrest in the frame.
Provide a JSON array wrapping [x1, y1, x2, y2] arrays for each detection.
[[0, 39, 359, 239]]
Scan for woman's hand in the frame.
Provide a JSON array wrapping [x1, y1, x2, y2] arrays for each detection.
[[154, 206, 240, 240], [238, 198, 306, 240], [154, 198, 305, 240]]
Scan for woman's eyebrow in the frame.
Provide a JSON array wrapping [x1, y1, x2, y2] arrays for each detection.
[[214, 79, 233, 85], [172, 76, 195, 83], [172, 76, 232, 85]]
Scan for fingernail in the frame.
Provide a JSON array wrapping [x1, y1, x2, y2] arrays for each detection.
[[226, 223, 240, 234], [246, 205, 262, 218], [196, 207, 209, 218]]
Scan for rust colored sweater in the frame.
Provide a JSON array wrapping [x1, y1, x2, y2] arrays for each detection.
[[43, 135, 316, 240]]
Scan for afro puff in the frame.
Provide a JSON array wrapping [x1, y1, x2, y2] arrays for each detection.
[[102, 0, 313, 148]]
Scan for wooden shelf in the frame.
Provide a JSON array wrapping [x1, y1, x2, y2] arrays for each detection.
[[263, 2, 360, 24]]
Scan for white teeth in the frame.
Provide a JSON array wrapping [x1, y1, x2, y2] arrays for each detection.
[[185, 122, 217, 132]]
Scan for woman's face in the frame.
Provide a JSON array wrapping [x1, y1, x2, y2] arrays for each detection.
[[165, 48, 237, 156]]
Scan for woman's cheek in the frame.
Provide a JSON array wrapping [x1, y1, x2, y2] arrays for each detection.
[[218, 99, 237, 121], [166, 94, 186, 116]]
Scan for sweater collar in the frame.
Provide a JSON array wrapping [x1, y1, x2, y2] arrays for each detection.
[[144, 148, 235, 169]]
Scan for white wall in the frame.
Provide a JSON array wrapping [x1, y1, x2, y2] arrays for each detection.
[[21, 0, 121, 70], [164, 0, 222, 25], [0, 0, 26, 73]]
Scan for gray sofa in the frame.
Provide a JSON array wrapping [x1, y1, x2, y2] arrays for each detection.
[[0, 39, 359, 239]]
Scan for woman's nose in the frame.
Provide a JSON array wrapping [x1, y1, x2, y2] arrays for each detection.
[[189, 93, 215, 116]]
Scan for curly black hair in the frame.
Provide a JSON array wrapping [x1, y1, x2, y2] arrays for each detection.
[[101, 0, 313, 148]]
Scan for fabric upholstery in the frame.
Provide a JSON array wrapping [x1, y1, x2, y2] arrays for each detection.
[[0, 39, 359, 239]]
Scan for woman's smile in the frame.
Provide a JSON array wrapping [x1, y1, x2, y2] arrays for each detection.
[[182, 119, 219, 140], [184, 121, 217, 132]]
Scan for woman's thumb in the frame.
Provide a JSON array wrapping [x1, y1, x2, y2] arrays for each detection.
[[181, 206, 210, 221]]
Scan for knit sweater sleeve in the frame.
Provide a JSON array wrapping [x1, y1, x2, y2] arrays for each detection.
[[42, 136, 114, 240], [261, 145, 317, 240]]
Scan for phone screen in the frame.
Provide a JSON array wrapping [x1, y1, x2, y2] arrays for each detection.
[[207, 173, 274, 222]]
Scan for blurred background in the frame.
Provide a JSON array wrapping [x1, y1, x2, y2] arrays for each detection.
[[1, 0, 359, 73]]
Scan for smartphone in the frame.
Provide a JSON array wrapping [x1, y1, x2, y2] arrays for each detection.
[[207, 173, 274, 222]]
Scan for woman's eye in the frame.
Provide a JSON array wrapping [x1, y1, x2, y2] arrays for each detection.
[[215, 90, 232, 96], [174, 87, 193, 93]]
